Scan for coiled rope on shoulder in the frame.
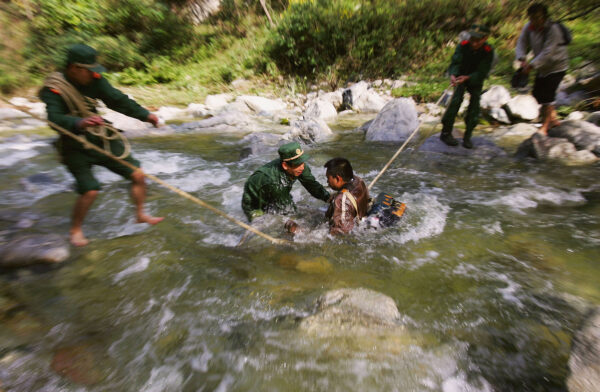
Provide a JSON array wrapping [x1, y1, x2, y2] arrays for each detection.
[[1, 96, 290, 246], [43, 72, 131, 159]]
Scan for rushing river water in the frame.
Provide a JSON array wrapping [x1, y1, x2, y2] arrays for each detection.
[[0, 117, 599, 391]]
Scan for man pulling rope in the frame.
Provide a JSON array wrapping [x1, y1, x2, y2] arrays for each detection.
[[39, 44, 163, 246]]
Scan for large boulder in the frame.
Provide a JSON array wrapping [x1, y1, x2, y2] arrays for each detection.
[[0, 234, 69, 267], [585, 112, 600, 127], [568, 307, 600, 392], [186, 103, 209, 118], [283, 117, 333, 143], [504, 95, 540, 121], [154, 106, 188, 122], [481, 85, 512, 110], [547, 120, 600, 156], [365, 98, 419, 142], [239, 132, 282, 159], [8, 97, 47, 119], [236, 95, 287, 114], [319, 90, 344, 110], [515, 133, 598, 165], [304, 99, 337, 121], [179, 111, 253, 133], [101, 108, 148, 133], [419, 134, 507, 158], [0, 108, 29, 121], [204, 94, 232, 112], [341, 81, 386, 113], [299, 288, 403, 337]]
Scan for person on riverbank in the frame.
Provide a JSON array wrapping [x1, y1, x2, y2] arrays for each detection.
[[516, 3, 569, 135], [39, 44, 163, 247], [324, 157, 369, 235], [440, 24, 494, 149], [241, 141, 330, 222]]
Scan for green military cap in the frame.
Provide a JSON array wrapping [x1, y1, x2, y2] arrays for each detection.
[[66, 44, 106, 73], [278, 141, 309, 166], [469, 24, 491, 39]]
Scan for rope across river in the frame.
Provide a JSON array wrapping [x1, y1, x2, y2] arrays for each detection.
[[1, 96, 290, 246], [3, 96, 426, 246]]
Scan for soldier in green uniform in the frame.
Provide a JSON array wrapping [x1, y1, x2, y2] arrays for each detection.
[[39, 44, 163, 247], [440, 24, 494, 149], [241, 142, 330, 222]]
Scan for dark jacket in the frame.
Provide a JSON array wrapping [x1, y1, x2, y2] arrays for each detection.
[[326, 176, 369, 235], [39, 72, 150, 151], [448, 40, 494, 87], [241, 159, 330, 221]]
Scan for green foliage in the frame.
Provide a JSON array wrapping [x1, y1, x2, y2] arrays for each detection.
[[20, 0, 194, 80], [115, 68, 156, 86], [392, 79, 449, 103]]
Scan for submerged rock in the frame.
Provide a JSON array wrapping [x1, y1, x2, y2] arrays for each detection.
[[278, 254, 333, 275], [299, 288, 403, 336], [419, 134, 507, 158], [51, 344, 104, 385], [19, 173, 56, 193], [365, 98, 419, 142], [568, 306, 600, 392], [0, 234, 69, 267]]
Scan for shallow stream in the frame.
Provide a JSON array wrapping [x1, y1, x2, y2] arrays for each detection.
[[0, 117, 599, 391]]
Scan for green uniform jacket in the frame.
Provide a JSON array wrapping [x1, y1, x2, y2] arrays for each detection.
[[39, 73, 150, 151], [448, 41, 494, 87], [242, 159, 330, 221]]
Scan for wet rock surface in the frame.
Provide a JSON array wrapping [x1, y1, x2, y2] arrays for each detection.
[[516, 121, 600, 165], [299, 288, 403, 336], [419, 133, 507, 158], [568, 307, 600, 392], [51, 343, 104, 385], [0, 234, 69, 268], [365, 98, 419, 142], [547, 120, 600, 156], [283, 117, 333, 143]]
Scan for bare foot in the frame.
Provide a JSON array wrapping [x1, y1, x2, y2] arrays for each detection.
[[537, 127, 548, 136], [70, 230, 89, 247], [137, 214, 164, 225]]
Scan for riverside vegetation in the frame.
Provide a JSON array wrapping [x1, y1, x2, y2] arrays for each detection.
[[0, 0, 599, 108]]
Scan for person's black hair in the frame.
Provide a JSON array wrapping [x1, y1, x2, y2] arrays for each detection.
[[324, 157, 354, 182], [527, 3, 548, 17]]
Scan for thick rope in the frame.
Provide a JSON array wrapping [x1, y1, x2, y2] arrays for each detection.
[[1, 97, 290, 246], [367, 122, 422, 191], [43, 73, 131, 159]]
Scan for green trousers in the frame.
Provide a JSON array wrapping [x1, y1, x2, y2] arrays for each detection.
[[441, 83, 483, 140]]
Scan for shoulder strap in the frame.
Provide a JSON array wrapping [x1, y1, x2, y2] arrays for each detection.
[[341, 189, 358, 217], [43, 72, 94, 118]]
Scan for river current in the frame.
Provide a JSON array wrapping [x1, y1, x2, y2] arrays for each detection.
[[0, 118, 599, 391]]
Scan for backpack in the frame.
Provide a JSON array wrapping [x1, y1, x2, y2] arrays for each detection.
[[555, 22, 572, 45], [529, 21, 572, 46]]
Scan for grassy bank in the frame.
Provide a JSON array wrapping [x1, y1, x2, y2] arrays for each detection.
[[1, 1, 599, 107]]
